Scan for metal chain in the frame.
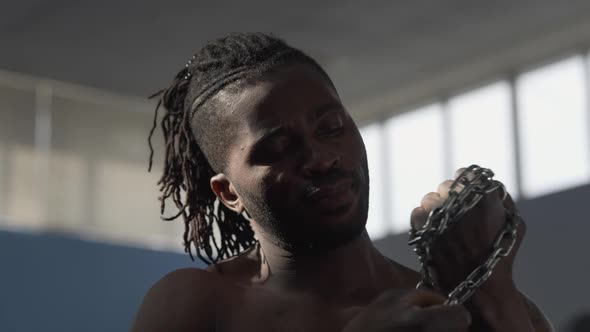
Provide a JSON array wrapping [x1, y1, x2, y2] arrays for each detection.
[[408, 164, 521, 305]]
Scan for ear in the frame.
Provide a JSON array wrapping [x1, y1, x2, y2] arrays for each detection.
[[210, 173, 244, 214]]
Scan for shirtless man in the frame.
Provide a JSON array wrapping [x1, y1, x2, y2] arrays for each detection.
[[131, 33, 553, 331]]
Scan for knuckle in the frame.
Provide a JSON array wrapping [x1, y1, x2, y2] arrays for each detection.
[[454, 167, 467, 178], [437, 180, 454, 192], [411, 216, 427, 231], [421, 192, 443, 211], [411, 206, 426, 218], [422, 192, 440, 201]]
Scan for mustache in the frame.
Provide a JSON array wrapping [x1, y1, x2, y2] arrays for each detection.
[[303, 169, 358, 196]]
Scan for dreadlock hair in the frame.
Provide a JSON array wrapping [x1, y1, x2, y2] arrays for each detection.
[[147, 33, 335, 265]]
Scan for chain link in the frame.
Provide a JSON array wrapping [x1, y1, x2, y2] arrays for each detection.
[[408, 164, 521, 305]]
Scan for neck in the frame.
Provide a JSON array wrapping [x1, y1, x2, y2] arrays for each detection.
[[256, 230, 397, 305]]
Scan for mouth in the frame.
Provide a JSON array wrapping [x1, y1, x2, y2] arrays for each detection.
[[305, 178, 356, 212], [306, 179, 353, 199]]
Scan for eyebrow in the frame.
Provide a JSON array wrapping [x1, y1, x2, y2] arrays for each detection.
[[252, 126, 286, 148], [305, 102, 342, 122], [252, 102, 343, 148]]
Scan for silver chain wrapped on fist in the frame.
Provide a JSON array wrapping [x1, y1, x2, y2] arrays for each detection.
[[408, 164, 521, 305]]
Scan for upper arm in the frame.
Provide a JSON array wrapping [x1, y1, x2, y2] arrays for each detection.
[[130, 268, 219, 332], [520, 292, 555, 332]]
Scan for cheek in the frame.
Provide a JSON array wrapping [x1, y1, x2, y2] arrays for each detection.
[[343, 127, 367, 169], [260, 169, 303, 210], [253, 167, 290, 200], [254, 167, 320, 232], [348, 129, 370, 190]]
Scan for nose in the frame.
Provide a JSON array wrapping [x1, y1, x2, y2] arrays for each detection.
[[300, 143, 341, 176]]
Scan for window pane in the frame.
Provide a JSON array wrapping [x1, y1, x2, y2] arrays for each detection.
[[0, 85, 40, 228], [448, 81, 517, 199], [386, 104, 445, 233], [50, 96, 171, 245], [516, 56, 590, 198], [360, 124, 387, 240]]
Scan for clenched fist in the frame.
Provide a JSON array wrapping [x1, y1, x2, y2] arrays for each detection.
[[410, 167, 526, 294]]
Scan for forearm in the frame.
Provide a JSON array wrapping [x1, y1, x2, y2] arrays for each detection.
[[520, 292, 555, 332], [465, 281, 542, 332]]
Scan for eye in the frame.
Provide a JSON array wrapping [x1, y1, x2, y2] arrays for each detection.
[[318, 116, 344, 136], [268, 136, 292, 152], [255, 137, 295, 163]]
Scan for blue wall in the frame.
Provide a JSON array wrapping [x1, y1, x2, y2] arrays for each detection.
[[0, 231, 200, 332], [1, 183, 589, 331]]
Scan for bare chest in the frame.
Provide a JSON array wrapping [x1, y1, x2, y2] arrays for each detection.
[[216, 287, 355, 332]]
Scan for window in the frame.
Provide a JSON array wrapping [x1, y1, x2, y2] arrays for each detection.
[[516, 56, 590, 198], [359, 124, 388, 239], [448, 81, 518, 198], [386, 104, 445, 233], [50, 96, 171, 242], [0, 85, 38, 228]]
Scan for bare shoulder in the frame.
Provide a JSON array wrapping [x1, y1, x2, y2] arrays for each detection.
[[130, 268, 227, 332]]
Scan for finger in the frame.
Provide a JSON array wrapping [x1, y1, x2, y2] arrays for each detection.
[[454, 167, 477, 183], [401, 289, 447, 308], [372, 288, 446, 309], [437, 180, 457, 200], [410, 206, 428, 231], [420, 192, 443, 212], [454, 167, 467, 180], [415, 304, 472, 330]]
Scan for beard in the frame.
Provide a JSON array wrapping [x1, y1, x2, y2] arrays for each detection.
[[237, 161, 370, 256]]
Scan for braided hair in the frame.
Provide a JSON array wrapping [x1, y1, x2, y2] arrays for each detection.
[[147, 33, 334, 265]]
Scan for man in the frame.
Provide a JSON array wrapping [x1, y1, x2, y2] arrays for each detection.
[[132, 33, 553, 331]]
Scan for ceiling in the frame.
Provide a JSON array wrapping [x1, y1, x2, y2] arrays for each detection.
[[2, 0, 590, 121]]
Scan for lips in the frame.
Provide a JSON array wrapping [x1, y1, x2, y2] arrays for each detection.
[[306, 179, 353, 199], [305, 178, 356, 213]]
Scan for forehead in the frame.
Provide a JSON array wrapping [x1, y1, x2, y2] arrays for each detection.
[[229, 64, 340, 133]]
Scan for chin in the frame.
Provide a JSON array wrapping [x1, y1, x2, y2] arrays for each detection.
[[292, 203, 368, 255], [259, 188, 369, 255]]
